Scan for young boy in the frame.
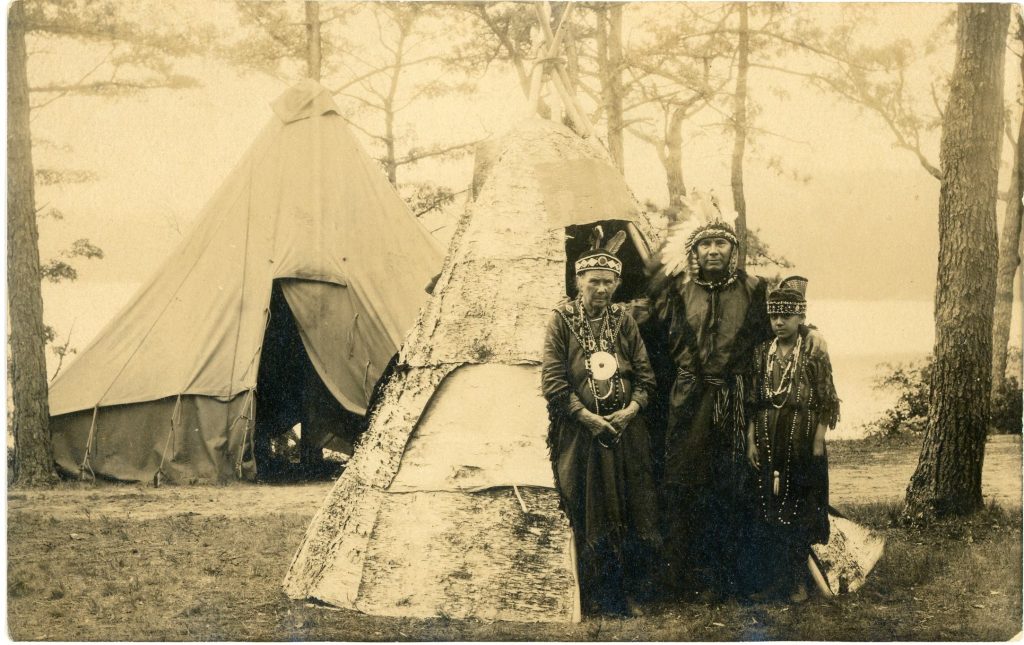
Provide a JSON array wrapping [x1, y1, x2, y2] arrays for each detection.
[[744, 276, 840, 602]]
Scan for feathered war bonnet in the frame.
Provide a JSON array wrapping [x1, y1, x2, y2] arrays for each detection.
[[654, 190, 740, 282], [767, 275, 808, 316]]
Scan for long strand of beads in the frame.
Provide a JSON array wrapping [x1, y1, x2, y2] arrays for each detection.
[[776, 356, 804, 525]]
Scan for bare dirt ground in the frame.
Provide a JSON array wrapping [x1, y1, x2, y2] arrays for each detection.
[[829, 434, 1021, 507], [7, 435, 1022, 641], [10, 435, 1020, 521]]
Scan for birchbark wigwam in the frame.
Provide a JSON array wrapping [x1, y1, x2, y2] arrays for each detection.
[[8, 1, 58, 486], [904, 3, 1010, 519]]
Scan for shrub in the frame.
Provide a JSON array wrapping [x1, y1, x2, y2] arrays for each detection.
[[870, 358, 932, 438], [990, 375, 1023, 435], [870, 353, 1022, 437]]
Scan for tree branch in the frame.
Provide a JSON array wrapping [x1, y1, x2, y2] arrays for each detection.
[[394, 140, 480, 167], [29, 46, 114, 114]]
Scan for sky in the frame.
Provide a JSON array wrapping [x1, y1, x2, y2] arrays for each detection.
[[23, 2, 1023, 403]]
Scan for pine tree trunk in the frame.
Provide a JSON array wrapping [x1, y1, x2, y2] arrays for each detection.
[[990, 27, 1024, 395], [305, 1, 322, 81], [8, 2, 58, 486], [904, 3, 1010, 519], [730, 2, 749, 270]]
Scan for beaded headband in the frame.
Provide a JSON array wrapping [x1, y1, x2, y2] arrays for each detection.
[[766, 300, 807, 315], [575, 251, 622, 276], [686, 222, 739, 254]]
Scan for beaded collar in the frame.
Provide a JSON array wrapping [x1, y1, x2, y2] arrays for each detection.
[[555, 299, 628, 416], [692, 270, 739, 291], [555, 299, 627, 355]]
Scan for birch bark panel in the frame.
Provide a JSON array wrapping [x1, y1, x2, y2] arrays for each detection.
[[354, 488, 577, 622], [405, 258, 564, 366], [344, 366, 456, 488], [283, 480, 382, 602], [284, 366, 454, 599]]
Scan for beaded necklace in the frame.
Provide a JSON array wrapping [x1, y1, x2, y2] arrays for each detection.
[[556, 299, 626, 415], [765, 336, 802, 407], [692, 270, 739, 290], [755, 337, 806, 526]]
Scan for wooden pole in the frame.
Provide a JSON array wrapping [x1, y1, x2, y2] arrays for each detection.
[[531, 3, 594, 136]]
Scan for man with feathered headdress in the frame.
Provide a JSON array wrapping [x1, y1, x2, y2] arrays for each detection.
[[646, 191, 824, 600]]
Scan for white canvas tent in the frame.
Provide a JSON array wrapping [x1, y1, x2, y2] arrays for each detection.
[[48, 80, 443, 483], [283, 118, 661, 623]]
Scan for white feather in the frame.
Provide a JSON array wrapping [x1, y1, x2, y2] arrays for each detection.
[[656, 189, 728, 277]]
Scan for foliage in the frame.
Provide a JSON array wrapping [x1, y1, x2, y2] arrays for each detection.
[[223, 2, 479, 185], [871, 353, 1022, 437], [991, 349, 1024, 434], [22, 0, 213, 369], [447, 3, 535, 94], [40, 238, 104, 284], [871, 358, 933, 437], [24, 0, 211, 109], [401, 182, 460, 218]]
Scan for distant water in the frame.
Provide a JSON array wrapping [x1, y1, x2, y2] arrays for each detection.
[[41, 286, 1015, 443], [830, 351, 928, 440]]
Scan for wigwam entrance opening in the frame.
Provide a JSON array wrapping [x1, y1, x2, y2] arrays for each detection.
[[564, 220, 652, 302]]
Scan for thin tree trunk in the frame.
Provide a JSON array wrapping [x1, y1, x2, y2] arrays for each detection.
[[383, 20, 408, 186], [8, 2, 57, 486], [305, 1, 322, 81], [663, 106, 687, 210], [563, 7, 580, 93], [595, 5, 624, 171], [606, 4, 624, 171], [991, 105, 1023, 394], [991, 20, 1024, 395], [730, 2, 749, 270], [905, 3, 1010, 519]]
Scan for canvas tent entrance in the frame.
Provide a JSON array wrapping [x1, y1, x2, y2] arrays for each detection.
[[284, 118, 660, 623], [48, 80, 442, 484]]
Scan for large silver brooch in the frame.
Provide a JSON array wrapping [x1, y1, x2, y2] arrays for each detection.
[[589, 351, 618, 380]]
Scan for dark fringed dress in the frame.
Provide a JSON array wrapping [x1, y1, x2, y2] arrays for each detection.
[[746, 328, 840, 592], [541, 300, 660, 614]]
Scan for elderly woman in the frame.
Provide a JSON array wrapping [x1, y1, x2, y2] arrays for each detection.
[[541, 246, 660, 617]]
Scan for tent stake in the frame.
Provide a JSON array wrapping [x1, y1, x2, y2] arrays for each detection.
[[78, 406, 99, 481], [512, 485, 528, 514]]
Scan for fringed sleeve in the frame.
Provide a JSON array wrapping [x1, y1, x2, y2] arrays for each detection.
[[541, 310, 584, 422], [812, 350, 841, 429]]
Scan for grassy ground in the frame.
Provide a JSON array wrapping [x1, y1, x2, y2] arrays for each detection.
[[8, 502, 1020, 641], [7, 439, 1023, 640]]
